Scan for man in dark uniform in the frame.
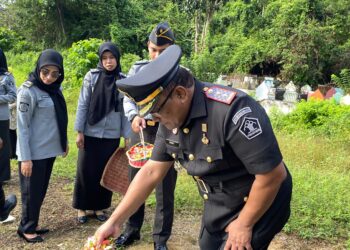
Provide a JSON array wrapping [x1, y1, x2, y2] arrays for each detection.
[[95, 45, 292, 250], [120, 22, 177, 250], [0, 137, 17, 223]]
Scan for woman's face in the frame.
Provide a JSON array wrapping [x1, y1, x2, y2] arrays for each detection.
[[102, 51, 117, 71], [39, 65, 61, 85]]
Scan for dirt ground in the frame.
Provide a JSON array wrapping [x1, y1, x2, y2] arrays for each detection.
[[0, 172, 347, 250]]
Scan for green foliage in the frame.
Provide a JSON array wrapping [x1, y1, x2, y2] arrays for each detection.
[[120, 53, 141, 74], [0, 27, 17, 51], [331, 69, 350, 93], [1, 0, 116, 48], [6, 51, 39, 85], [64, 38, 103, 88], [270, 99, 350, 137], [183, 49, 218, 82], [209, 0, 350, 87]]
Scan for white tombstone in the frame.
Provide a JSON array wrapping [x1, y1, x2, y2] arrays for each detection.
[[255, 77, 275, 101], [340, 94, 350, 105]]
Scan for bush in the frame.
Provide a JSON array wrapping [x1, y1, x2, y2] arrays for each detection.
[[271, 99, 350, 137], [64, 38, 103, 88], [120, 53, 141, 74], [331, 69, 350, 93]]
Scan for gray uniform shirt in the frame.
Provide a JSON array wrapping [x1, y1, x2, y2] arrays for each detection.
[[16, 82, 64, 161], [123, 61, 153, 121], [74, 69, 131, 138], [0, 73, 16, 120]]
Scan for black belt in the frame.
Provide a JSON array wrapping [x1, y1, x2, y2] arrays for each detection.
[[193, 175, 254, 194]]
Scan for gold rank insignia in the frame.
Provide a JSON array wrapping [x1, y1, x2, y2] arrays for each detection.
[[201, 123, 210, 145], [204, 86, 236, 104]]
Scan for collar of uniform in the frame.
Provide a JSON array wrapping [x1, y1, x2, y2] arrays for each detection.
[[181, 80, 207, 128]]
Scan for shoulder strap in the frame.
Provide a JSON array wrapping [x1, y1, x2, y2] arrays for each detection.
[[204, 86, 237, 105], [23, 81, 33, 88]]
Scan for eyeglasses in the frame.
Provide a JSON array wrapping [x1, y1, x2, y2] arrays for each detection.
[[40, 68, 61, 79], [150, 87, 175, 115]]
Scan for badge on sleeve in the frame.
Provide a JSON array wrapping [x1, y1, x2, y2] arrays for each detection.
[[232, 107, 252, 125], [19, 102, 29, 112], [204, 86, 236, 104], [239, 117, 262, 140]]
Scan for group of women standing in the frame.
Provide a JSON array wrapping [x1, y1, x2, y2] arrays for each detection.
[[0, 41, 130, 243]]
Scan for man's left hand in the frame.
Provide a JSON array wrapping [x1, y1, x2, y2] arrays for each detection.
[[224, 219, 253, 250]]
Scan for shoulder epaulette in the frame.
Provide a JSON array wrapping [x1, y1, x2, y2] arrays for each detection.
[[4, 72, 11, 76], [90, 68, 100, 73], [134, 60, 149, 65], [203, 86, 236, 105], [23, 81, 33, 88]]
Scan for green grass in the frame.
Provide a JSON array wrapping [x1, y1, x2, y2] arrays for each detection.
[[277, 133, 350, 241]]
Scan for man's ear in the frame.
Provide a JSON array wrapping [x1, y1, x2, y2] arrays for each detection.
[[173, 86, 188, 102]]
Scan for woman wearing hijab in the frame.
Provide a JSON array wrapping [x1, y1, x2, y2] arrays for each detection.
[[0, 48, 16, 184], [16, 49, 68, 243], [73, 42, 131, 224]]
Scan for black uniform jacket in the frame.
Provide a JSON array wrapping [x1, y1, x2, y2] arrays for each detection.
[[151, 80, 292, 233]]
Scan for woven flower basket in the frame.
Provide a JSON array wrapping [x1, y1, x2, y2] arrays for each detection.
[[100, 147, 129, 195]]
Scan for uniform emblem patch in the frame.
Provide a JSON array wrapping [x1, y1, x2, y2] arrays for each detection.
[[239, 117, 262, 140], [232, 107, 252, 125], [205, 86, 236, 104], [19, 102, 29, 112]]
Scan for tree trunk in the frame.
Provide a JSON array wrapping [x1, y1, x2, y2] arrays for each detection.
[[55, 0, 66, 41], [194, 9, 200, 54]]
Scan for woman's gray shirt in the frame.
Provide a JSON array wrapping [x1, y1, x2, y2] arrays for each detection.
[[74, 69, 131, 139], [0, 72, 16, 120], [16, 82, 64, 161]]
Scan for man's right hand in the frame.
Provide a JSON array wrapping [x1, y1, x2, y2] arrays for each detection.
[[21, 160, 33, 177], [94, 218, 122, 247], [76, 132, 85, 149], [131, 116, 146, 133]]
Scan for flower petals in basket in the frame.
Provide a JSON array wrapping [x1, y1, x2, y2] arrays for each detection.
[[126, 142, 154, 168]]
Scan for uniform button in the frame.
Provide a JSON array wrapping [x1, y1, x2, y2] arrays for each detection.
[[189, 154, 195, 161], [244, 196, 248, 202], [203, 87, 209, 91], [183, 128, 190, 134], [206, 156, 212, 163], [203, 194, 208, 200], [171, 153, 176, 159]]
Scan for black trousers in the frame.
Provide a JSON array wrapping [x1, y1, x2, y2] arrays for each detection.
[[198, 171, 292, 250], [9, 129, 17, 159], [0, 120, 11, 182], [0, 182, 5, 211], [18, 158, 55, 234], [125, 123, 178, 245]]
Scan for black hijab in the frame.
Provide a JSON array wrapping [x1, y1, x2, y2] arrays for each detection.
[[87, 42, 122, 125], [28, 49, 68, 152], [0, 48, 8, 74]]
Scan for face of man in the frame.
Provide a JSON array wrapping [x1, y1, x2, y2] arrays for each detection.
[[151, 86, 193, 130], [148, 41, 172, 61]]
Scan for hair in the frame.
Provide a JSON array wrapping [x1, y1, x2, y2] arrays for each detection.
[[163, 67, 194, 97]]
